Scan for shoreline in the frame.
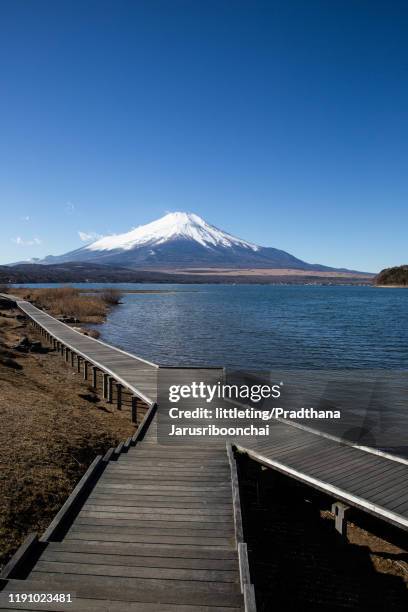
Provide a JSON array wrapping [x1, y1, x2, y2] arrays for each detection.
[[375, 284, 408, 288]]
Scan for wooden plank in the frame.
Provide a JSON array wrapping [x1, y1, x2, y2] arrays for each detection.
[[64, 532, 234, 548], [227, 445, 243, 544], [90, 487, 232, 499], [343, 473, 408, 501], [120, 449, 226, 457], [96, 482, 231, 493], [69, 522, 233, 546], [102, 448, 115, 463], [105, 466, 230, 476], [0, 592, 243, 612], [238, 543, 250, 590], [82, 504, 232, 515], [117, 458, 228, 467], [47, 541, 238, 560], [104, 467, 230, 478], [74, 520, 233, 536], [243, 584, 257, 612], [3, 575, 244, 608], [99, 475, 229, 485], [40, 550, 239, 571], [85, 502, 232, 512], [327, 461, 403, 489], [75, 510, 232, 531], [28, 571, 241, 595], [131, 403, 157, 444], [33, 561, 239, 583]]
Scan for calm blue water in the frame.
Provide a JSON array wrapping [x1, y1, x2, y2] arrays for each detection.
[[97, 283, 408, 454], [19, 283, 407, 370], [97, 284, 408, 370]]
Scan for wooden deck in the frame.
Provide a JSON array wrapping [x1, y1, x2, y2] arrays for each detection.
[[0, 293, 407, 610], [234, 419, 408, 531], [15, 298, 158, 405], [1, 420, 249, 610]]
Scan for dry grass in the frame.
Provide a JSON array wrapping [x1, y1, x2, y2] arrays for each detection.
[[0, 307, 134, 569], [100, 288, 122, 305], [13, 287, 121, 324]]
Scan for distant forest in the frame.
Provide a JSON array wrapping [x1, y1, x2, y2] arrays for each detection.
[[0, 262, 373, 286], [376, 265, 408, 286]]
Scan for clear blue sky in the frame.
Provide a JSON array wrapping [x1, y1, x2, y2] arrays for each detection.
[[1, 0, 407, 272]]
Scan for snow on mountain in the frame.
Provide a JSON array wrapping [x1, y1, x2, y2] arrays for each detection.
[[85, 212, 260, 252], [35, 211, 350, 272]]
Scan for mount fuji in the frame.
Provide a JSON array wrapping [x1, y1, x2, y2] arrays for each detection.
[[38, 212, 347, 272]]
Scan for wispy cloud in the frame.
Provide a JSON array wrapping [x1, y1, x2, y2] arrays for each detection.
[[12, 236, 42, 246], [21, 215, 30, 222], [65, 201, 75, 214], [78, 230, 102, 243]]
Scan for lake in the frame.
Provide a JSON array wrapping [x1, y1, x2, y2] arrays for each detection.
[[87, 284, 408, 370]]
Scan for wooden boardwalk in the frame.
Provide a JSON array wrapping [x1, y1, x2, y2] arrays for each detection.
[[234, 420, 408, 531], [1, 419, 249, 610], [1, 293, 407, 610], [15, 298, 158, 405]]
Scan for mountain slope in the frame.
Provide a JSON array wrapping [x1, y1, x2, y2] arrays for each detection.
[[38, 212, 350, 271]]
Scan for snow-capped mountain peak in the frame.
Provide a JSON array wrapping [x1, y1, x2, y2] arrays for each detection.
[[85, 212, 260, 252], [37, 211, 342, 272]]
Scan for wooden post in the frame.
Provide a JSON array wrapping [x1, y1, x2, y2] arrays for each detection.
[[107, 377, 113, 403], [332, 502, 350, 538], [76, 356, 81, 373], [92, 366, 97, 388], [131, 396, 138, 424], [70, 351, 75, 367], [116, 384, 122, 410], [83, 361, 88, 380], [103, 373, 108, 399]]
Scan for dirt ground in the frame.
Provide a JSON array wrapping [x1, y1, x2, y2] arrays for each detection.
[[0, 305, 135, 569]]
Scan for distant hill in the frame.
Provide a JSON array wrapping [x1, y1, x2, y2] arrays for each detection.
[[0, 262, 175, 284], [0, 261, 373, 285], [25, 211, 365, 274], [375, 265, 408, 286]]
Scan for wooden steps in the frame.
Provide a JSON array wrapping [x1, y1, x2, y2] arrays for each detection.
[[0, 424, 246, 611]]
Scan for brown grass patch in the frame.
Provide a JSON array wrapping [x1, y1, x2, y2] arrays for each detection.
[[0, 307, 134, 569], [100, 288, 122, 305], [12, 287, 121, 324]]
